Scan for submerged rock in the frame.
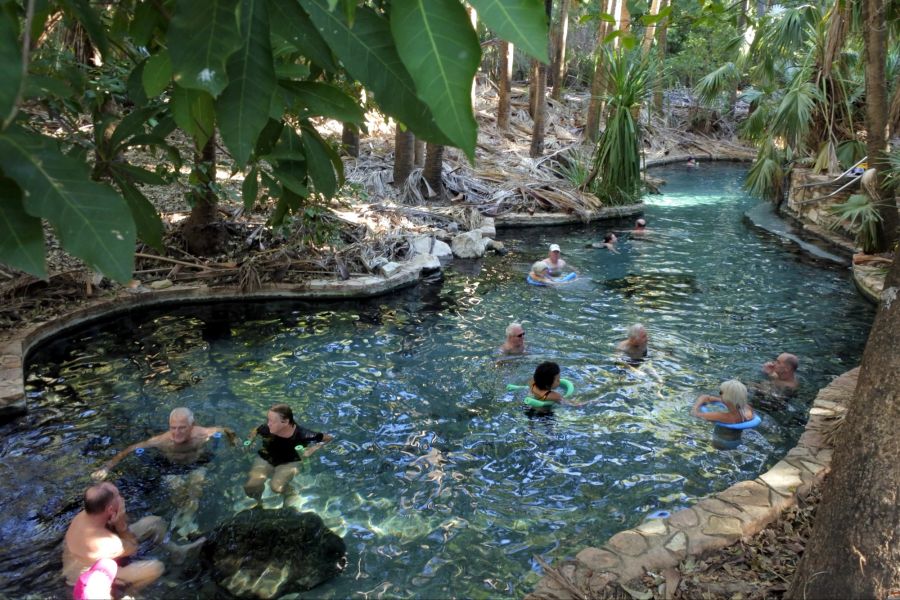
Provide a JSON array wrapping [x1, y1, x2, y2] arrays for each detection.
[[201, 509, 346, 599]]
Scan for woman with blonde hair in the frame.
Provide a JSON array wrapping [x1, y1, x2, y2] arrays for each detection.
[[692, 379, 758, 449]]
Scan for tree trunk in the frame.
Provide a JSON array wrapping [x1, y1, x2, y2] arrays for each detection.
[[341, 123, 359, 157], [550, 0, 570, 101], [414, 137, 425, 167], [497, 40, 513, 131], [641, 0, 661, 58], [861, 0, 898, 252], [530, 0, 552, 158], [653, 0, 669, 114], [183, 133, 226, 255], [423, 143, 444, 199], [787, 243, 900, 599], [393, 127, 415, 188], [585, 0, 616, 142], [528, 58, 540, 118], [468, 5, 479, 108]]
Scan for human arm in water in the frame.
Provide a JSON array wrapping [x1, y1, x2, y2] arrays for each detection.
[[302, 433, 335, 459], [690, 394, 721, 420], [91, 433, 164, 480]]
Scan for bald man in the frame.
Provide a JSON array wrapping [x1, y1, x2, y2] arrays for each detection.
[[762, 353, 799, 390], [62, 482, 165, 594], [91, 407, 236, 480]]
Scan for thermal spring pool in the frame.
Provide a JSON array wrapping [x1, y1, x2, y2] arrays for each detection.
[[1, 164, 874, 598]]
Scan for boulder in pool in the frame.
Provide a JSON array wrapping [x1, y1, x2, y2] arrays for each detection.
[[201, 508, 346, 598]]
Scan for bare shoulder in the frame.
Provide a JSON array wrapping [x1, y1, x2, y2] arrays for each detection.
[[142, 431, 171, 448]]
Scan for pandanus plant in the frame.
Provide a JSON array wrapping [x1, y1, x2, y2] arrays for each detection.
[[583, 48, 651, 206]]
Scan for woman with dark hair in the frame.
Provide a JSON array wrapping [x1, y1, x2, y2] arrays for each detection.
[[243, 404, 333, 499], [529, 362, 564, 406]]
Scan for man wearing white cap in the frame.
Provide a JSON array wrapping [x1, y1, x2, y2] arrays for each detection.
[[545, 243, 567, 275]]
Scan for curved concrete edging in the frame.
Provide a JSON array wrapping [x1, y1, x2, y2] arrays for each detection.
[[526, 367, 859, 600], [0, 257, 437, 418], [644, 151, 756, 168], [852, 264, 886, 304], [495, 204, 644, 228]]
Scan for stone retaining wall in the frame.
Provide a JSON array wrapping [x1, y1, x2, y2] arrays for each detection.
[[495, 204, 643, 228], [0, 256, 438, 418], [526, 367, 859, 599]]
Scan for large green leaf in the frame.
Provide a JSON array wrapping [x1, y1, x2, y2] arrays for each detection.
[[266, 0, 337, 71], [278, 81, 364, 124], [468, 0, 549, 63], [391, 0, 480, 159], [217, 0, 276, 168], [0, 177, 46, 278], [0, 128, 135, 282], [301, 0, 452, 146], [168, 0, 242, 97], [300, 122, 338, 197], [0, 7, 21, 127], [171, 85, 216, 148], [110, 173, 165, 252], [242, 167, 259, 210], [142, 51, 173, 98]]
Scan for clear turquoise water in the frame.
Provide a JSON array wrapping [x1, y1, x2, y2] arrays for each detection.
[[2, 164, 874, 598]]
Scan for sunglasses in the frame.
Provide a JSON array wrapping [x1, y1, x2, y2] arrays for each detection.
[[515, 332, 525, 338]]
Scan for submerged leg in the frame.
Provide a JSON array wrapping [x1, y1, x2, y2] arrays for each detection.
[[243, 457, 273, 499], [269, 462, 300, 494]]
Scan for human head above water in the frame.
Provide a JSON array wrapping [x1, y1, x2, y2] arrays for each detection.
[[269, 403, 295, 425], [84, 482, 118, 515], [549, 243, 561, 254], [627, 323, 647, 343], [505, 322, 524, 338], [533, 361, 560, 391], [604, 232, 617, 243], [635, 218, 647, 228], [719, 379, 748, 409]]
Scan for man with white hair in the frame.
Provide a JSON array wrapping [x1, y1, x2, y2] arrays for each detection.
[[499, 322, 526, 355], [616, 323, 648, 360], [91, 407, 236, 480]]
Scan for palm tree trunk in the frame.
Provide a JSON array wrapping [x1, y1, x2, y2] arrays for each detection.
[[530, 0, 552, 157], [653, 0, 669, 114], [341, 123, 359, 157], [414, 137, 425, 167], [528, 58, 540, 118], [393, 127, 415, 188], [550, 0, 570, 101], [860, 0, 897, 251], [183, 133, 225, 255], [585, 0, 616, 142], [497, 40, 513, 131], [641, 0, 661, 57], [423, 143, 444, 198]]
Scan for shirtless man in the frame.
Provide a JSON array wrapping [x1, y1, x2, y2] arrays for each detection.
[[617, 323, 648, 360], [91, 407, 236, 480], [62, 482, 166, 594], [498, 322, 526, 355], [762, 353, 799, 390], [633, 218, 648, 235]]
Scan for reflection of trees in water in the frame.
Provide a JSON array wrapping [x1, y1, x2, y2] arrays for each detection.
[[603, 272, 701, 298]]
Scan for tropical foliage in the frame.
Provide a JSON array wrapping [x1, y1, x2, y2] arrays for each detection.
[[0, 0, 550, 282], [584, 48, 650, 206], [694, 2, 899, 203]]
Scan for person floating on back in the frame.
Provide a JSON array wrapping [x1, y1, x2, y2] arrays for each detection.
[[499, 322, 526, 355], [617, 323, 648, 360]]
